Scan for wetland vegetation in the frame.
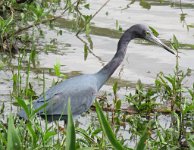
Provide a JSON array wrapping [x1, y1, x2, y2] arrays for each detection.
[[0, 0, 194, 149]]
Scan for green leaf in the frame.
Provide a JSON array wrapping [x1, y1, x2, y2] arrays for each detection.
[[0, 60, 5, 69], [149, 26, 159, 37], [85, 23, 91, 36], [156, 126, 166, 144], [180, 13, 187, 22], [54, 61, 61, 77], [84, 4, 90, 9], [60, 30, 63, 35], [7, 114, 22, 150], [66, 99, 76, 150], [187, 24, 194, 28], [91, 128, 102, 137], [188, 134, 194, 149], [87, 36, 93, 49], [75, 128, 94, 143], [95, 100, 125, 150], [135, 123, 150, 150], [32, 102, 48, 116], [172, 35, 179, 50], [84, 44, 89, 60], [27, 123, 37, 145], [113, 82, 118, 95], [43, 130, 56, 142], [164, 75, 175, 90], [76, 128, 95, 143], [116, 100, 121, 110], [172, 112, 180, 132], [183, 103, 194, 114], [0, 102, 5, 114], [139, 0, 151, 10], [17, 98, 30, 118]]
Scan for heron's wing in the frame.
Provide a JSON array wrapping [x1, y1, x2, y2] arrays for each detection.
[[36, 86, 97, 117], [17, 92, 64, 120], [33, 92, 63, 112]]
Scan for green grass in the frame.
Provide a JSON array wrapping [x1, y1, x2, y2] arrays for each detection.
[[0, 51, 194, 149]]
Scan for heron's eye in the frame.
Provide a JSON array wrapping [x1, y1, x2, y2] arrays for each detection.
[[145, 31, 151, 36]]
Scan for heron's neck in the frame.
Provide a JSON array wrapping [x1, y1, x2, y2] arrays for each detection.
[[95, 29, 135, 89]]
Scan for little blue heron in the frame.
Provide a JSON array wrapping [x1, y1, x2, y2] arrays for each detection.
[[18, 24, 174, 121]]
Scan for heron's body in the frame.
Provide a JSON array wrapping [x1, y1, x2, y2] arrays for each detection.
[[18, 24, 174, 121], [19, 74, 100, 121]]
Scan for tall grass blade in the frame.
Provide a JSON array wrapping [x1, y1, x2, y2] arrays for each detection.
[[7, 114, 22, 150], [135, 122, 150, 150], [66, 100, 76, 150], [188, 134, 194, 149], [95, 100, 125, 150], [17, 98, 30, 117]]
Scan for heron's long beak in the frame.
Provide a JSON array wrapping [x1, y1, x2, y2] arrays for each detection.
[[149, 35, 175, 55]]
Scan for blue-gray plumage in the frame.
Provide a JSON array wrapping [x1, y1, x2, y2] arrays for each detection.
[[18, 24, 174, 121]]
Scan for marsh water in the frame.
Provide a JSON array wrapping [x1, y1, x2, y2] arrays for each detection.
[[43, 0, 194, 92], [0, 0, 194, 145]]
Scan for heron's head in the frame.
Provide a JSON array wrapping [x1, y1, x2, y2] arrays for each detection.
[[131, 24, 175, 55]]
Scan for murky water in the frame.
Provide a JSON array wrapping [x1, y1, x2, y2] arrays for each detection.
[[0, 0, 194, 145], [52, 0, 194, 87], [39, 0, 194, 93]]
